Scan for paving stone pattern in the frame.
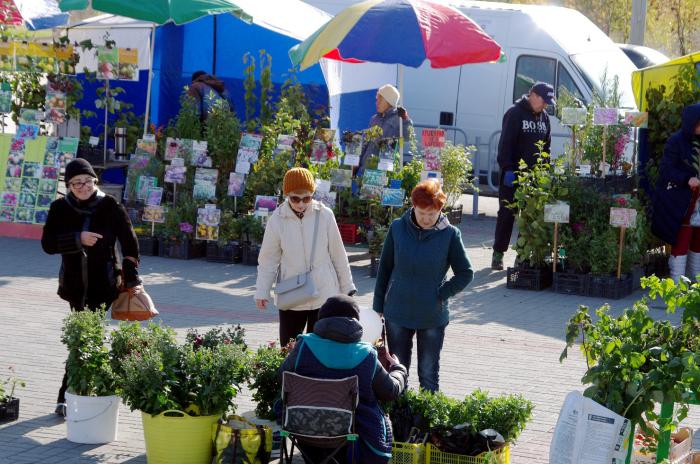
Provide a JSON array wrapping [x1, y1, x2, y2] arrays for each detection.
[[1, 195, 699, 463]]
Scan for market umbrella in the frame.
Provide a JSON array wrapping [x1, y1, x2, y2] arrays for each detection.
[[59, 0, 254, 135], [1, 0, 69, 30], [290, 0, 501, 70], [289, 0, 501, 146]]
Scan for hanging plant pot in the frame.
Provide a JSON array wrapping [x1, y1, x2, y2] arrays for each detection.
[[0, 397, 19, 424]]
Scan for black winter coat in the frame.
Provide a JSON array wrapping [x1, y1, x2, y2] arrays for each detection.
[[652, 103, 700, 245], [497, 96, 551, 172], [41, 191, 139, 309]]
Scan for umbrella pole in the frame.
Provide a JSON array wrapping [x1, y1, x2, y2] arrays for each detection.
[[398, 64, 404, 166], [143, 25, 156, 136]]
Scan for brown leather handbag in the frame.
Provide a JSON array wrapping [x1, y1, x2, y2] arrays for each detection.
[[111, 285, 159, 321], [376, 324, 396, 371]]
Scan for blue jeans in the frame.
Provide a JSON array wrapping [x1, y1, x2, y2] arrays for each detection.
[[385, 320, 447, 392]]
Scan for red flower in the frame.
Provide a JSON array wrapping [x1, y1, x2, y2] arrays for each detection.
[[616, 197, 628, 207]]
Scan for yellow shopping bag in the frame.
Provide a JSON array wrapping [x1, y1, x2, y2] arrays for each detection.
[[212, 415, 273, 464]]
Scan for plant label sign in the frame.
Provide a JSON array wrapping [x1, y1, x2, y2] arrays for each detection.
[[610, 208, 636, 228], [544, 202, 570, 223], [422, 129, 445, 148], [560, 108, 587, 126], [578, 164, 591, 176], [593, 108, 619, 126], [623, 111, 648, 129]]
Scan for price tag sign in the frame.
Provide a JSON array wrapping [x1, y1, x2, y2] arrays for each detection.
[[89, 136, 99, 146], [578, 164, 591, 176], [545, 202, 570, 223], [610, 208, 637, 228], [422, 128, 445, 148]]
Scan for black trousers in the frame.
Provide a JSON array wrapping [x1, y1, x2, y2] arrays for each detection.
[[298, 442, 349, 464], [57, 298, 108, 404], [279, 309, 319, 347], [493, 182, 517, 253]]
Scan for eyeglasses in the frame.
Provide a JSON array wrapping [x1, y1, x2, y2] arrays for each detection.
[[289, 195, 313, 204], [70, 178, 96, 189]]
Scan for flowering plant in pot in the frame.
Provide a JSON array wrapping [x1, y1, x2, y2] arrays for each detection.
[[0, 366, 25, 423], [246, 341, 293, 421], [439, 142, 476, 224], [60, 309, 120, 444]]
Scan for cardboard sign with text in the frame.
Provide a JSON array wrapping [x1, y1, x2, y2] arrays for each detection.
[[544, 202, 570, 223], [610, 208, 637, 228], [422, 129, 445, 148]]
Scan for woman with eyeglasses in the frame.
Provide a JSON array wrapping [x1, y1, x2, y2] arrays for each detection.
[[41, 158, 141, 417], [255, 167, 356, 346]]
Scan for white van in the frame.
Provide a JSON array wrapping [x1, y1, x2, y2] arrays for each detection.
[[307, 1, 638, 189]]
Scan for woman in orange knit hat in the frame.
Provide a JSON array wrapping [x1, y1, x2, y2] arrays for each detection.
[[255, 167, 357, 345]]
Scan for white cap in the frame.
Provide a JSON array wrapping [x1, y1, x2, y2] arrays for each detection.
[[378, 84, 400, 107]]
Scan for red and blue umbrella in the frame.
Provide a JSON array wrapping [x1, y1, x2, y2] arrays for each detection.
[[289, 0, 501, 70], [1, 0, 69, 30]]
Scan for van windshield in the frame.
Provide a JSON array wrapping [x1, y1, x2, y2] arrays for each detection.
[[571, 51, 637, 109]]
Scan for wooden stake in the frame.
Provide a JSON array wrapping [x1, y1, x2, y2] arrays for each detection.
[[632, 128, 638, 173], [234, 196, 237, 214], [617, 227, 626, 279], [572, 127, 577, 165], [173, 183, 177, 206], [151, 220, 155, 237], [602, 124, 608, 168], [553, 222, 559, 273]]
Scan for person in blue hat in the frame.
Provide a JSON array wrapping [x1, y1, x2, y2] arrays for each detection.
[[491, 82, 554, 270]]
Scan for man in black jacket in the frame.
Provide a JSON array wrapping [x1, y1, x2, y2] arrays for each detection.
[[492, 82, 554, 270]]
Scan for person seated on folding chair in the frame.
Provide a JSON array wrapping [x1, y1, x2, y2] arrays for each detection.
[[279, 295, 408, 464]]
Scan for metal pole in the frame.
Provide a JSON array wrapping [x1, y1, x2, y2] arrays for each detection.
[[630, 0, 647, 46], [103, 79, 109, 166], [398, 64, 404, 164], [143, 24, 156, 136]]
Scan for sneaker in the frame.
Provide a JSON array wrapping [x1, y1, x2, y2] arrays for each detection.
[[54, 403, 66, 417], [491, 251, 504, 270]]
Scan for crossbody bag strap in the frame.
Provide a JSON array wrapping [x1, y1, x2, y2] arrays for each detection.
[[307, 207, 321, 272]]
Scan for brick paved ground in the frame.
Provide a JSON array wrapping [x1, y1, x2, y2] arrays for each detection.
[[1, 194, 699, 463]]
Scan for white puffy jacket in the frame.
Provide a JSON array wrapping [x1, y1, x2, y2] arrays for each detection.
[[254, 200, 356, 311]]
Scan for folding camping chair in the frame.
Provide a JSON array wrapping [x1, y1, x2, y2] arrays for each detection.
[[280, 371, 359, 464]]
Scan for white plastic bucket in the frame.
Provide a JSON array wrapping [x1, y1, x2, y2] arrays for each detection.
[[65, 391, 120, 444]]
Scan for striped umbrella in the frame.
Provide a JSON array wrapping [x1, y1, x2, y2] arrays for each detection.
[[289, 0, 501, 71]]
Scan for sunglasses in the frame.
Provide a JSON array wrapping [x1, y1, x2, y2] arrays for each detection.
[[289, 195, 313, 204]]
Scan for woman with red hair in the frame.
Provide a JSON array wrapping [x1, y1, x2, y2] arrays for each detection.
[[372, 179, 473, 391]]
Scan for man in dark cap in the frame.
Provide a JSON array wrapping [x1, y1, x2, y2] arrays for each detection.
[[491, 82, 554, 270], [278, 295, 407, 463], [187, 70, 232, 124]]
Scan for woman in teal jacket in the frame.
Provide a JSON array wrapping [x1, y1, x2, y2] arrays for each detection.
[[373, 179, 473, 391]]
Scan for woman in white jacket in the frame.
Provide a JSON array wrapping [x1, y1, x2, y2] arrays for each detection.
[[255, 167, 357, 345]]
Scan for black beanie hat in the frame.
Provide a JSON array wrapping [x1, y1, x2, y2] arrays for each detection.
[[65, 158, 97, 186], [318, 295, 360, 320]]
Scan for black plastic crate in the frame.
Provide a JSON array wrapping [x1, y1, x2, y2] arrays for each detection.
[[506, 266, 553, 291], [369, 256, 379, 278], [586, 273, 634, 299], [158, 238, 205, 260], [138, 236, 159, 257], [241, 243, 260, 266], [553, 271, 588, 295], [206, 241, 242, 264], [0, 397, 19, 423]]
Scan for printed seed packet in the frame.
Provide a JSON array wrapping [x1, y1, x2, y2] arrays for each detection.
[[624, 111, 649, 129], [21, 178, 39, 193], [239, 132, 263, 150], [1, 191, 17, 207], [6, 151, 23, 177], [315, 179, 331, 193], [14, 207, 34, 223], [164, 164, 187, 184], [254, 195, 278, 212], [196, 205, 221, 241], [39, 179, 57, 195], [227, 172, 245, 197], [423, 147, 441, 171], [4, 178, 21, 191], [117, 48, 139, 81], [97, 46, 118, 80], [34, 209, 49, 224], [330, 169, 352, 188], [18, 191, 36, 207], [145, 187, 163, 206], [0, 207, 14, 222], [19, 109, 41, 125], [363, 169, 387, 187], [593, 108, 619, 125], [165, 137, 180, 161], [313, 190, 336, 209], [274, 135, 295, 158], [36, 193, 54, 208], [561, 107, 588, 126], [17, 124, 39, 140], [135, 138, 157, 156], [359, 184, 383, 201], [191, 140, 210, 167], [21, 162, 41, 178], [315, 128, 336, 144], [143, 205, 166, 223], [41, 166, 58, 180], [311, 140, 329, 164], [235, 159, 250, 174], [343, 134, 363, 167], [136, 176, 157, 201], [381, 188, 406, 207], [45, 90, 67, 124], [0, 89, 11, 113], [193, 168, 218, 200], [237, 147, 258, 164]]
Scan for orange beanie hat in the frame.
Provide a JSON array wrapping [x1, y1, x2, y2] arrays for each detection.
[[283, 167, 315, 195]]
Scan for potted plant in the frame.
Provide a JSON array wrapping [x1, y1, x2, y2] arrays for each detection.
[[439, 142, 476, 224], [561, 276, 700, 459], [0, 367, 25, 424], [206, 210, 242, 263], [160, 197, 204, 259], [114, 323, 249, 464], [368, 225, 388, 278], [61, 310, 120, 444], [239, 214, 265, 266], [246, 341, 292, 421], [388, 388, 533, 461], [506, 144, 568, 291]]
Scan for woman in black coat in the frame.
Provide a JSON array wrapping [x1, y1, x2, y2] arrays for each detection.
[[652, 103, 700, 283], [41, 159, 141, 415]]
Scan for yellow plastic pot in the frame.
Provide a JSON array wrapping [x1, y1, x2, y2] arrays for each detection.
[[141, 410, 220, 464]]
